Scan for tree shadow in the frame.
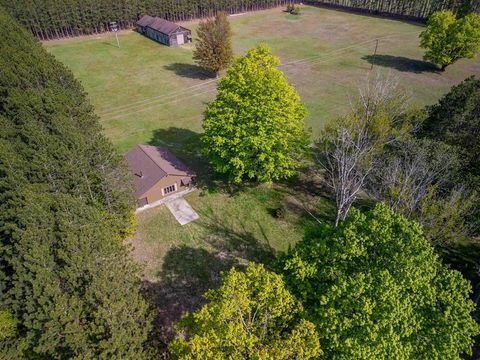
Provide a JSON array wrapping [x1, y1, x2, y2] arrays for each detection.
[[362, 54, 439, 73], [149, 127, 217, 190], [141, 246, 240, 353], [164, 63, 214, 80], [149, 127, 252, 193], [277, 166, 337, 225], [196, 210, 277, 266]]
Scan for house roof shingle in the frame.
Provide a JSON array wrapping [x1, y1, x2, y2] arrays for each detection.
[[124, 144, 193, 198], [136, 15, 186, 35]]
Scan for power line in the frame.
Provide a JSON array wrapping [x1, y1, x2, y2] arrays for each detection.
[[101, 87, 218, 121], [98, 30, 420, 121], [97, 78, 218, 116]]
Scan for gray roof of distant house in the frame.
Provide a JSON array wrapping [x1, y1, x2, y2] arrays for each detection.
[[136, 15, 189, 35], [124, 144, 193, 198]]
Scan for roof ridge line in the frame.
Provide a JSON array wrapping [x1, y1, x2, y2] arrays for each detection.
[[137, 144, 163, 170]]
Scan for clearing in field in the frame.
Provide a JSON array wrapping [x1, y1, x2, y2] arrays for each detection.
[[44, 4, 480, 342]]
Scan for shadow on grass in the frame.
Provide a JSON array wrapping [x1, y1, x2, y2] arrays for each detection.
[[140, 205, 280, 351], [149, 127, 219, 190], [164, 63, 214, 80], [149, 127, 258, 194], [141, 246, 240, 352], [362, 54, 439, 73], [197, 210, 277, 266]]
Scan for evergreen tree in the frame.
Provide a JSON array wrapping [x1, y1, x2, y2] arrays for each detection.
[[281, 203, 479, 359], [0, 8, 153, 358], [202, 44, 309, 184], [193, 12, 233, 77]]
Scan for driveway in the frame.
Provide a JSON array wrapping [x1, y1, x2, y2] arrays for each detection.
[[165, 197, 199, 225]]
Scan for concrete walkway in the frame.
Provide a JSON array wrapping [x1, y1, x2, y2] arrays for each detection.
[[165, 197, 199, 225], [135, 188, 196, 214]]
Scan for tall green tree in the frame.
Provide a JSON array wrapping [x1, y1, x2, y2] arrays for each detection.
[[281, 203, 479, 359], [420, 76, 480, 234], [1, 0, 479, 40], [3, 193, 153, 358], [202, 44, 309, 184], [420, 10, 480, 70], [169, 263, 321, 360], [193, 11, 233, 77], [0, 8, 153, 358]]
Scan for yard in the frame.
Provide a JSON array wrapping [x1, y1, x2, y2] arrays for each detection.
[[44, 4, 479, 343]]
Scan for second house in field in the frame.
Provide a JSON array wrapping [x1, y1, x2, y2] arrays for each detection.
[[136, 15, 192, 46], [125, 144, 195, 208]]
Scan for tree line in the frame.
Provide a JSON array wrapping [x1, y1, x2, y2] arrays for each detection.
[[307, 0, 479, 19], [0, 7, 153, 358], [0, 0, 294, 40]]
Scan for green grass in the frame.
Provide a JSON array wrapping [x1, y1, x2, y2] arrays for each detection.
[[45, 5, 480, 153], [132, 186, 317, 280], [44, 5, 479, 337]]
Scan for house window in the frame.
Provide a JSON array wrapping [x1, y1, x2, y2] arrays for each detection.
[[163, 184, 176, 195]]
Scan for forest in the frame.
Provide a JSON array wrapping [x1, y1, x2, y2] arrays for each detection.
[[308, 0, 480, 19], [1, 0, 478, 40], [0, 8, 152, 357]]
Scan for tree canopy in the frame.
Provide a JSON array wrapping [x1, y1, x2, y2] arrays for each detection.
[[193, 12, 233, 77], [169, 263, 321, 360], [0, 8, 152, 358], [202, 44, 309, 184], [2, 0, 478, 40], [316, 75, 412, 226], [420, 76, 480, 234], [420, 10, 480, 70], [281, 203, 479, 359]]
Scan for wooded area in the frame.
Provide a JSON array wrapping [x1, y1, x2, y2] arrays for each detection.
[[2, 0, 478, 40], [0, 8, 152, 357], [0, 0, 293, 40], [307, 0, 480, 20]]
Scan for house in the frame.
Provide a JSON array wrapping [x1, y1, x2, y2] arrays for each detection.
[[124, 144, 195, 207], [136, 15, 192, 46]]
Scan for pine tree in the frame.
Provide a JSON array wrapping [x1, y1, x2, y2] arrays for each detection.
[[0, 8, 153, 358]]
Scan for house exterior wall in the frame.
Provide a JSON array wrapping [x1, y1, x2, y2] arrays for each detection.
[[168, 29, 192, 46], [141, 175, 189, 204], [143, 27, 170, 45]]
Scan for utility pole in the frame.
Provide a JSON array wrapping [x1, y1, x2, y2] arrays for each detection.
[[110, 21, 120, 48], [370, 39, 379, 71]]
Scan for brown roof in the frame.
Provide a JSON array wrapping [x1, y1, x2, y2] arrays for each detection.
[[136, 15, 188, 35], [125, 144, 193, 198]]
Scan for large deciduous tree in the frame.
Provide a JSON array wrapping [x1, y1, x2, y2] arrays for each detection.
[[420, 10, 480, 70], [193, 12, 233, 77], [281, 203, 479, 359], [316, 75, 411, 226], [366, 137, 475, 244], [169, 263, 321, 360], [202, 44, 309, 184]]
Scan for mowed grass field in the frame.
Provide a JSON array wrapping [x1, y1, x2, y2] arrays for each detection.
[[44, 5, 479, 337], [45, 5, 480, 153]]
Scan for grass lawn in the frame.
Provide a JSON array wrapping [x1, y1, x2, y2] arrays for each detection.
[[45, 5, 480, 153], [44, 5, 480, 343]]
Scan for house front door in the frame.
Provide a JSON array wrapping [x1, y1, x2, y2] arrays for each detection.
[[176, 33, 184, 45]]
